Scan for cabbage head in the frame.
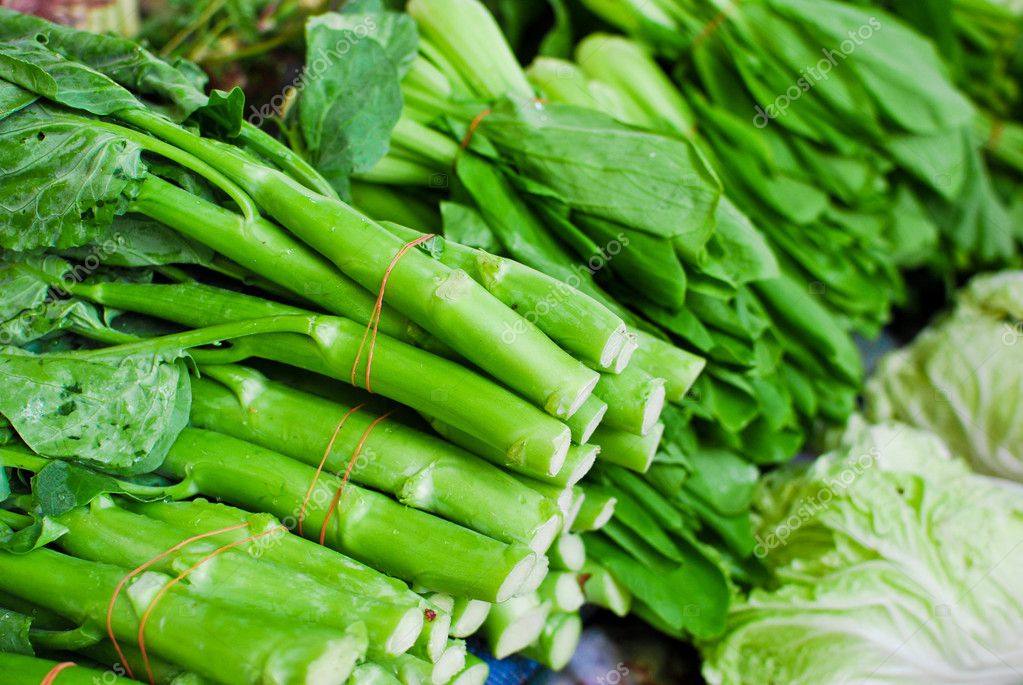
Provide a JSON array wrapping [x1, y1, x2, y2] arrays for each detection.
[[700, 419, 1023, 685], [866, 270, 1023, 482]]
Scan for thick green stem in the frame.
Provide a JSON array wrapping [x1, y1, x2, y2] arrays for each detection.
[[131, 175, 421, 345], [382, 222, 629, 371], [449, 598, 491, 638], [0, 654, 136, 685], [237, 121, 340, 199], [56, 501, 423, 657], [116, 109, 600, 420], [520, 612, 582, 671], [70, 280, 572, 476], [593, 365, 666, 435], [450, 653, 489, 685], [590, 422, 664, 473], [579, 552, 632, 617], [124, 499, 419, 605], [482, 593, 551, 659], [549, 534, 586, 572], [564, 395, 607, 444], [570, 485, 618, 532], [189, 366, 562, 553], [160, 428, 536, 602], [537, 572, 585, 612], [0, 548, 367, 684], [630, 329, 706, 403]]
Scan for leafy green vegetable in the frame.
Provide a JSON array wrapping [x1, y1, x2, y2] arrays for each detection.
[[867, 270, 1023, 481], [0, 608, 34, 655], [0, 352, 191, 475], [701, 419, 1023, 684]]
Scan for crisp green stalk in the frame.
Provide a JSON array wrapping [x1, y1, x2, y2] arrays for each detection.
[[70, 280, 572, 476], [450, 653, 489, 685], [507, 472, 573, 515], [382, 222, 629, 370], [237, 121, 340, 200], [449, 597, 491, 638], [555, 444, 599, 488], [407, 0, 534, 101], [348, 662, 403, 685], [574, 33, 697, 137], [517, 553, 551, 596], [117, 109, 601, 421], [160, 428, 536, 602], [537, 572, 585, 612], [565, 395, 607, 444], [593, 365, 666, 436], [125, 499, 419, 606], [591, 422, 665, 473], [430, 640, 467, 685], [56, 501, 423, 657], [0, 654, 135, 685], [376, 654, 433, 685], [131, 175, 423, 346], [520, 612, 583, 671], [189, 367, 562, 553], [78, 640, 209, 685], [410, 608, 451, 664], [580, 555, 632, 617], [563, 488, 586, 533], [483, 593, 552, 659], [549, 534, 586, 572], [570, 485, 618, 533], [0, 548, 367, 684], [630, 330, 705, 403]]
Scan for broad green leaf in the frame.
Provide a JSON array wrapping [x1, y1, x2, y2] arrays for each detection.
[[0, 516, 68, 553], [0, 79, 36, 120], [0, 104, 147, 250], [0, 465, 9, 499], [300, 15, 405, 193], [684, 449, 759, 517], [30, 460, 159, 517], [0, 38, 141, 116], [0, 354, 191, 475], [440, 201, 499, 252], [330, 5, 419, 77], [477, 100, 721, 239], [0, 609, 34, 655], [58, 216, 215, 269]]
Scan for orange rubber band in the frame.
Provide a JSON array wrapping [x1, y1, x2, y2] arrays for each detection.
[[136, 525, 287, 685], [459, 107, 493, 150], [692, 2, 737, 49], [298, 403, 365, 536], [40, 662, 76, 685], [105, 522, 249, 679], [318, 410, 395, 546], [350, 234, 435, 393]]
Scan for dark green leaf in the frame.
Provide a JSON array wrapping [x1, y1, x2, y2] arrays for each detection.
[[439, 201, 499, 252], [30, 461, 132, 516], [0, 516, 67, 553], [0, 79, 36, 120], [0, 104, 147, 250], [0, 354, 191, 475], [58, 216, 215, 269], [0, 608, 34, 655]]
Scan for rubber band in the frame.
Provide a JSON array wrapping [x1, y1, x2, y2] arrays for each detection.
[[459, 107, 493, 150], [350, 235, 435, 393], [106, 523, 249, 679], [39, 662, 75, 685], [692, 2, 738, 49], [136, 525, 287, 685], [298, 403, 365, 536], [988, 118, 1005, 151], [318, 410, 395, 546]]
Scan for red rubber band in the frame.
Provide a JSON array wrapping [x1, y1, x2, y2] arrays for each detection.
[[39, 662, 75, 685], [350, 234, 435, 393], [136, 525, 287, 685], [105, 522, 249, 679], [298, 403, 365, 536], [318, 410, 395, 546]]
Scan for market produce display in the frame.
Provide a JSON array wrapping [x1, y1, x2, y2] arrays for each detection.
[[0, 0, 1021, 683]]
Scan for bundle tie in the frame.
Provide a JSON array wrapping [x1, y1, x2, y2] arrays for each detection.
[[318, 410, 395, 546], [351, 234, 435, 393], [106, 523, 249, 679], [692, 1, 739, 49], [40, 662, 76, 685], [298, 403, 365, 537], [136, 526, 287, 685], [459, 108, 493, 150]]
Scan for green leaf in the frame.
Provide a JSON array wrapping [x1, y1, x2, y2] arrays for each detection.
[[30, 461, 139, 516], [0, 104, 147, 251], [299, 14, 406, 193], [0, 354, 191, 475], [58, 216, 215, 269], [439, 201, 499, 252], [0, 79, 36, 120], [477, 100, 721, 239], [0, 608, 34, 655], [0, 466, 10, 500], [331, 6, 419, 78], [0, 516, 68, 553], [0, 38, 141, 116]]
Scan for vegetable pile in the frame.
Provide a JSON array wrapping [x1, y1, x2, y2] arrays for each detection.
[[0, 0, 1021, 683]]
